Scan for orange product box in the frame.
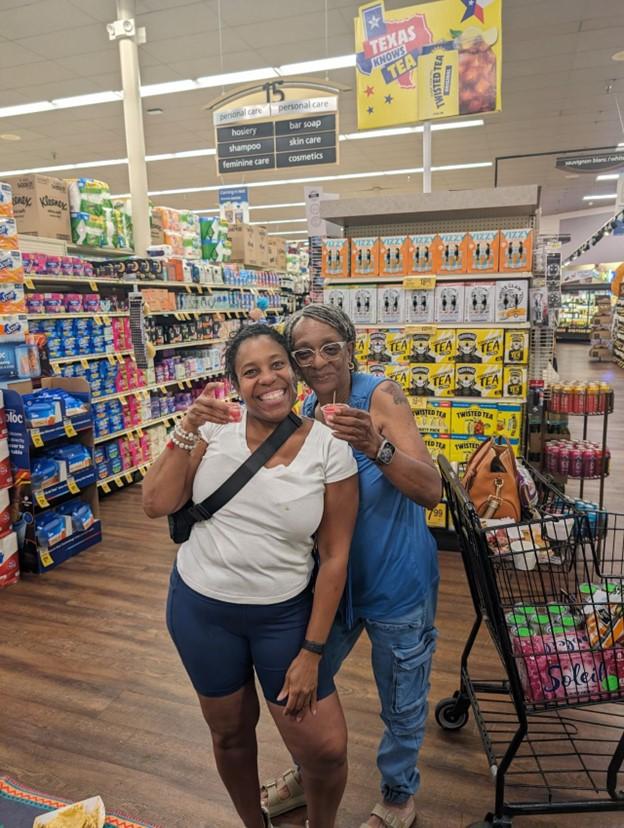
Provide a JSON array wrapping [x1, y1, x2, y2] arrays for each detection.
[[0, 218, 18, 250], [167, 258, 186, 282], [321, 239, 349, 278], [436, 232, 468, 274], [379, 236, 409, 276], [407, 234, 440, 274], [0, 183, 13, 218], [351, 237, 380, 277], [466, 230, 500, 273], [500, 228, 533, 272], [0, 250, 24, 284], [0, 283, 25, 313]]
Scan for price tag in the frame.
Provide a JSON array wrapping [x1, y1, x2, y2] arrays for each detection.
[[159, 385, 166, 393], [185, 380, 193, 389], [103, 315, 111, 325], [177, 381, 184, 390], [94, 315, 102, 325], [100, 481, 111, 493], [89, 280, 98, 291], [137, 427, 144, 437], [67, 477, 80, 495], [39, 550, 54, 567], [115, 477, 124, 488], [184, 285, 192, 293], [31, 429, 44, 448], [24, 276, 35, 290], [139, 465, 148, 476], [35, 490, 50, 508], [116, 353, 124, 364], [125, 472, 133, 483], [403, 276, 437, 291], [107, 354, 115, 365], [80, 358, 89, 369], [64, 420, 77, 438], [404, 324, 436, 335]]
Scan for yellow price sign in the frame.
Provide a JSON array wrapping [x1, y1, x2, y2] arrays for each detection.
[[116, 353, 124, 364], [63, 420, 77, 438], [94, 315, 102, 325], [184, 284, 192, 293], [125, 472, 133, 483], [81, 358, 89, 369], [39, 550, 54, 567], [177, 381, 184, 390], [89, 280, 98, 291], [103, 315, 111, 325], [137, 427, 144, 437], [67, 477, 80, 495], [405, 324, 436, 335], [35, 490, 50, 509], [403, 276, 437, 291], [24, 276, 35, 290], [185, 380, 192, 389], [139, 465, 148, 476], [115, 477, 124, 488], [107, 354, 115, 365], [31, 429, 44, 448], [100, 481, 111, 493]]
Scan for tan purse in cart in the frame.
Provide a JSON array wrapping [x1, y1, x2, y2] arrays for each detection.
[[462, 438, 521, 521]]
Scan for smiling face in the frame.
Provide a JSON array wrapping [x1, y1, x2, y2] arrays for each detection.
[[290, 317, 353, 397], [234, 335, 297, 423]]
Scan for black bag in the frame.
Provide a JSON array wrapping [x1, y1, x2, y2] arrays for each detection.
[[168, 412, 302, 543]]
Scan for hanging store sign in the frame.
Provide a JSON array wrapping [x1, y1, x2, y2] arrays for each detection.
[[555, 152, 624, 174], [212, 85, 340, 175], [219, 187, 249, 223], [354, 0, 503, 129]]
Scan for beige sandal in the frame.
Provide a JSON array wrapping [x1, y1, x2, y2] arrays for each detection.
[[359, 803, 417, 828], [261, 767, 307, 817], [261, 806, 274, 827]]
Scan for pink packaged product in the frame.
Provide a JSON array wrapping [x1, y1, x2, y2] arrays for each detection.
[[83, 260, 94, 278], [26, 293, 45, 313], [140, 435, 150, 462], [45, 256, 61, 275], [513, 631, 621, 703], [43, 293, 64, 313], [22, 253, 34, 275], [64, 293, 83, 313], [31, 253, 47, 274], [122, 317, 132, 341], [0, 440, 12, 490], [0, 488, 11, 538], [0, 399, 7, 441], [72, 257, 84, 277], [83, 293, 101, 313], [61, 256, 74, 276]]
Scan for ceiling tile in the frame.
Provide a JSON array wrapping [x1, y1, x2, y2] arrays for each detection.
[[1, 0, 98, 38], [18, 23, 109, 60]]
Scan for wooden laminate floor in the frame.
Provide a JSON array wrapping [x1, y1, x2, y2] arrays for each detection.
[[1, 344, 623, 828]]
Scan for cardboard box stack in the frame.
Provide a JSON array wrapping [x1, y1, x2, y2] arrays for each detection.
[[589, 293, 614, 363], [151, 206, 200, 259], [10, 174, 71, 241], [229, 223, 284, 269]]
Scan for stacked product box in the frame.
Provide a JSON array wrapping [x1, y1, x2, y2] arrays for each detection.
[[68, 178, 132, 250], [29, 316, 132, 360], [151, 206, 201, 258], [0, 390, 17, 588]]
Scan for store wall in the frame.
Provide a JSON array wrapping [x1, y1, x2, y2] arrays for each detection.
[[544, 208, 621, 266]]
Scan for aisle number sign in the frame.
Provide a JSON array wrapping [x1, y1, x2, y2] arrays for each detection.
[[354, 0, 503, 129]]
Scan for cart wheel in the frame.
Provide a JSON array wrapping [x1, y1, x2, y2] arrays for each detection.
[[467, 816, 512, 828], [435, 696, 469, 730]]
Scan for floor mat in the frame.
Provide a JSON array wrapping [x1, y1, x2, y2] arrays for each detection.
[[0, 775, 160, 828]]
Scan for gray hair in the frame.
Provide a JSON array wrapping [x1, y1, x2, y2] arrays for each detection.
[[284, 303, 358, 370]]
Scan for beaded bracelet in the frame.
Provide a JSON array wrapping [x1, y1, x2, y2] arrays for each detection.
[[168, 431, 195, 452], [175, 422, 200, 444]]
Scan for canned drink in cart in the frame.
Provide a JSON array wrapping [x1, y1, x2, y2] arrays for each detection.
[[550, 383, 561, 413], [573, 385, 585, 414], [582, 449, 596, 478], [570, 448, 583, 478], [546, 443, 559, 474], [586, 383, 598, 414], [559, 444, 570, 476]]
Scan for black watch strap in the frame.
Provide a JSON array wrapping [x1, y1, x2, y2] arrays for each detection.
[[301, 639, 325, 656]]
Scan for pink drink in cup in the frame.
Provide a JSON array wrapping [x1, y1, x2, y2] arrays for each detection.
[[226, 402, 242, 422], [321, 403, 347, 424]]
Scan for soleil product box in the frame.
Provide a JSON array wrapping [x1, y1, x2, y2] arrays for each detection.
[[435, 283, 464, 323], [454, 364, 502, 398], [408, 328, 456, 363], [500, 228, 533, 272], [379, 235, 409, 276], [451, 401, 498, 436], [377, 286, 403, 325], [408, 234, 439, 274], [466, 230, 500, 273], [351, 237, 380, 277], [504, 329, 529, 364], [410, 399, 452, 433], [463, 281, 495, 323], [454, 328, 504, 364], [496, 279, 529, 322], [323, 286, 351, 317], [437, 232, 468, 274], [403, 288, 435, 324], [321, 238, 349, 277], [351, 285, 377, 324], [503, 365, 528, 398]]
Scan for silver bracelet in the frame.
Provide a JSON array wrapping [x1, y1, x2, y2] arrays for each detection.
[[174, 423, 199, 444], [169, 432, 195, 452]]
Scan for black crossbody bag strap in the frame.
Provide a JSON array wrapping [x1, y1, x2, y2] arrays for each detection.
[[188, 411, 302, 522]]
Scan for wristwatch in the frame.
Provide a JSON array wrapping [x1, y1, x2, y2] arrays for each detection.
[[375, 439, 396, 466], [302, 639, 325, 656]]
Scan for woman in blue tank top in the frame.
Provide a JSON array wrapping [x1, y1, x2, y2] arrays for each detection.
[[261, 304, 441, 828]]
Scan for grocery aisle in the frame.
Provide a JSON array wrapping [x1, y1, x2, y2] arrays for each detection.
[[1, 476, 624, 827]]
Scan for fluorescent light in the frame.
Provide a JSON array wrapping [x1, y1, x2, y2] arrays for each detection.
[[251, 202, 305, 210], [145, 148, 215, 162], [341, 119, 484, 141], [197, 68, 279, 88], [268, 230, 309, 236], [432, 161, 492, 172], [191, 209, 219, 214], [597, 173, 621, 181], [252, 218, 307, 225], [583, 193, 617, 200], [278, 55, 356, 75], [0, 157, 128, 177], [0, 101, 55, 118], [52, 91, 122, 109], [618, 142, 624, 148], [141, 80, 198, 97]]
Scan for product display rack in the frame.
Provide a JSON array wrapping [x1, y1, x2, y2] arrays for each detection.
[[556, 282, 612, 342], [320, 185, 541, 539]]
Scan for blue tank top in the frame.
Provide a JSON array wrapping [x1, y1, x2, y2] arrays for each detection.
[[303, 372, 439, 623]]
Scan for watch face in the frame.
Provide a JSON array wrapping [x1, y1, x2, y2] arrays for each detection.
[[378, 441, 395, 464]]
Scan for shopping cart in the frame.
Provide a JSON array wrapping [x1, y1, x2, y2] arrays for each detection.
[[436, 455, 624, 827]]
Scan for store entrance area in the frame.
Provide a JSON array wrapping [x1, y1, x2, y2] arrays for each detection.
[[0, 348, 622, 828]]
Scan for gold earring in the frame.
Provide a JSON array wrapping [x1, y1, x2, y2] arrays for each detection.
[[349, 361, 355, 372]]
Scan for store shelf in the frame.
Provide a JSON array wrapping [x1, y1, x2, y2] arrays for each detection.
[[152, 337, 227, 352], [417, 395, 527, 403], [561, 282, 613, 292], [94, 370, 225, 404], [50, 349, 134, 366], [33, 467, 97, 508], [26, 273, 286, 292], [97, 463, 147, 490], [28, 311, 128, 320], [356, 322, 531, 329], [325, 273, 532, 285], [146, 309, 246, 318], [30, 414, 93, 447], [94, 410, 184, 445], [68, 244, 133, 257], [319, 185, 541, 226]]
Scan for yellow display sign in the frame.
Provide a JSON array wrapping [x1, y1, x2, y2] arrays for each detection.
[[355, 0, 502, 129]]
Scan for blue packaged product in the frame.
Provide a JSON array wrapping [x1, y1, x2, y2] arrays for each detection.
[[24, 397, 61, 427], [105, 443, 120, 461], [36, 510, 69, 547], [50, 444, 92, 474], [94, 447, 106, 465], [109, 458, 123, 475], [96, 460, 110, 480], [56, 499, 95, 532], [32, 456, 61, 490]]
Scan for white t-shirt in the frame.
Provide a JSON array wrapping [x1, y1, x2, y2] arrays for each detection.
[[176, 413, 357, 604]]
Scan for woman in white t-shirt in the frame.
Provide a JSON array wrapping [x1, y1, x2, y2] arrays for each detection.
[[143, 324, 358, 828]]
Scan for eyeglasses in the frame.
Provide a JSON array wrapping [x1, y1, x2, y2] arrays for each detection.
[[291, 341, 347, 367]]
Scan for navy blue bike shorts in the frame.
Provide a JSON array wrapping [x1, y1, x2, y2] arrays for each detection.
[[166, 565, 336, 704]]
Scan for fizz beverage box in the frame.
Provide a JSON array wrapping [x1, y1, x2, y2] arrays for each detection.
[[423, 432, 451, 463], [408, 328, 456, 363], [379, 236, 408, 276], [377, 286, 403, 324], [503, 365, 528, 398], [466, 229, 500, 272], [408, 234, 439, 274], [403, 288, 435, 324], [454, 364, 503, 398], [323, 287, 351, 316], [408, 363, 454, 397], [454, 328, 504, 364], [450, 401, 498, 436], [496, 279, 529, 322], [463, 282, 496, 323], [351, 237, 380, 277], [435, 284, 464, 323], [321, 239, 349, 277], [436, 232, 468, 274], [500, 228, 533, 272], [411, 399, 452, 433], [351, 286, 377, 325], [496, 403, 523, 440]]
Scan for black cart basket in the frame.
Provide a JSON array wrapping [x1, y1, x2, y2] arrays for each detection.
[[436, 455, 624, 827]]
